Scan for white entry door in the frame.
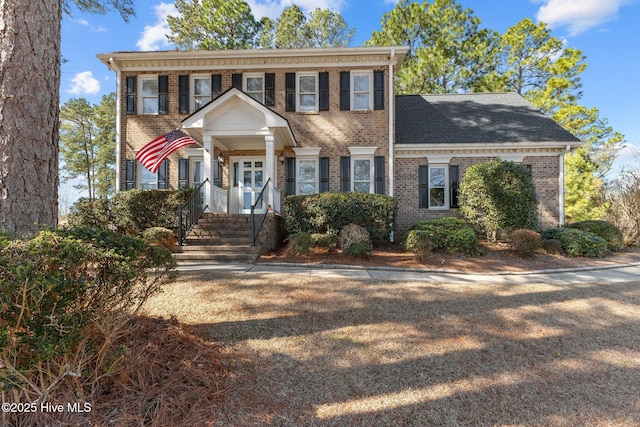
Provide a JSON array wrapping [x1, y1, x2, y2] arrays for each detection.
[[238, 158, 266, 214]]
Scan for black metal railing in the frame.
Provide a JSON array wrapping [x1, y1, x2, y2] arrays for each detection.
[[251, 178, 272, 246], [177, 178, 209, 245]]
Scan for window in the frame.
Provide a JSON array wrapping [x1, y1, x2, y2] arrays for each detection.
[[140, 76, 159, 114], [297, 73, 318, 112], [351, 71, 372, 111], [353, 158, 373, 193], [244, 74, 264, 103], [429, 165, 447, 208], [192, 76, 211, 111], [138, 160, 167, 190], [298, 159, 318, 195]]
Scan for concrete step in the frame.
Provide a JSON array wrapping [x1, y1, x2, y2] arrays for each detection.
[[176, 244, 260, 253], [173, 251, 259, 262], [183, 237, 254, 246]]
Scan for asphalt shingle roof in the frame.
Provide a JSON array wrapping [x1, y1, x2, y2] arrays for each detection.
[[395, 93, 580, 144]]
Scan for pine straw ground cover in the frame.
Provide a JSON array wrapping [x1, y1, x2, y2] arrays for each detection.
[[142, 272, 640, 426]]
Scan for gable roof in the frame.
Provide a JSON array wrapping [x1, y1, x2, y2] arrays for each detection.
[[395, 93, 580, 145]]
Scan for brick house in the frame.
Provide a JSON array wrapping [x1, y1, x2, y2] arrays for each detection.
[[98, 47, 580, 244]]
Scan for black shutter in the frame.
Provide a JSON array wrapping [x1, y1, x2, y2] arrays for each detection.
[[178, 75, 189, 114], [125, 159, 136, 190], [285, 73, 296, 112], [213, 159, 221, 188], [374, 70, 385, 110], [158, 75, 169, 114], [285, 157, 296, 195], [212, 74, 222, 99], [157, 159, 168, 189], [374, 156, 385, 194], [340, 156, 351, 192], [319, 72, 329, 111], [340, 71, 350, 111], [178, 158, 189, 188], [319, 157, 329, 192], [449, 165, 459, 208], [419, 165, 428, 208], [265, 73, 275, 106], [232, 73, 242, 89], [125, 76, 136, 114]]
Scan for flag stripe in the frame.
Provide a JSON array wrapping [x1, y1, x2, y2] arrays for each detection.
[[136, 130, 197, 174]]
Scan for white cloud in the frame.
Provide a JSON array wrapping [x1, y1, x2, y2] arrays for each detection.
[[136, 3, 178, 51], [67, 71, 101, 95], [247, 0, 345, 20], [535, 0, 633, 36]]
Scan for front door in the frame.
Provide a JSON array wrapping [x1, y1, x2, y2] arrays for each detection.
[[238, 158, 266, 214]]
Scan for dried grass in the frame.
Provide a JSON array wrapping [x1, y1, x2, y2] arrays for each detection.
[[143, 272, 640, 426]]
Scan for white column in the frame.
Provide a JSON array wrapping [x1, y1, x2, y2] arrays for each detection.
[[265, 134, 275, 211], [559, 152, 565, 226], [203, 134, 213, 213]]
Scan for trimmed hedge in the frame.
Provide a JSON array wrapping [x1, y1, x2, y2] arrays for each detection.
[[509, 229, 542, 257], [459, 160, 538, 241], [568, 220, 624, 251], [284, 192, 397, 240], [541, 228, 608, 258], [406, 217, 480, 256], [68, 187, 195, 236]]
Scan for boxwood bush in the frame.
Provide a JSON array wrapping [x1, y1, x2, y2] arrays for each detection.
[[541, 228, 608, 257], [405, 217, 480, 256], [284, 192, 397, 241], [567, 220, 624, 251], [459, 160, 538, 241]]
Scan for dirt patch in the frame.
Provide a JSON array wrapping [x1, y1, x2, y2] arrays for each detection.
[[258, 242, 640, 273], [143, 273, 640, 426]]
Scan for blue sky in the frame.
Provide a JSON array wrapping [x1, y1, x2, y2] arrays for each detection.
[[61, 0, 640, 178]]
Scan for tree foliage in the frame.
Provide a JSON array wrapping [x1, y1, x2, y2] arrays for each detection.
[[167, 0, 260, 50], [59, 94, 116, 200], [258, 6, 355, 49], [367, 0, 501, 93]]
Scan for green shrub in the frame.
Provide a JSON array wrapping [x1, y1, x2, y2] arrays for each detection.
[[344, 240, 373, 258], [568, 220, 624, 251], [541, 228, 607, 257], [404, 230, 433, 261], [311, 233, 338, 249], [509, 229, 542, 257], [143, 227, 177, 250], [459, 160, 538, 241], [67, 197, 115, 229], [408, 217, 480, 256], [542, 238, 564, 255], [0, 227, 175, 395], [286, 232, 313, 255], [284, 192, 397, 240]]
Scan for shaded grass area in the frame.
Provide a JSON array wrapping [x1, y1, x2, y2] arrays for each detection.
[[144, 272, 640, 426]]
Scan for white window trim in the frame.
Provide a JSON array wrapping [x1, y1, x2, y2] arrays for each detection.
[[351, 157, 374, 194], [190, 74, 212, 113], [428, 164, 449, 210], [296, 72, 319, 113], [243, 73, 265, 104], [351, 70, 373, 111], [139, 75, 159, 115]]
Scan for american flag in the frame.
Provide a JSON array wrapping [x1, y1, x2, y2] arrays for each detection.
[[136, 129, 197, 173]]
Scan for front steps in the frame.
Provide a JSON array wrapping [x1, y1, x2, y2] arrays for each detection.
[[173, 214, 263, 263]]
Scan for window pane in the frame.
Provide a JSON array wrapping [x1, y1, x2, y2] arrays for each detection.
[[246, 77, 263, 92], [299, 183, 317, 195], [353, 94, 369, 110], [430, 167, 446, 187], [299, 76, 316, 93], [430, 188, 445, 206], [354, 182, 370, 193], [254, 161, 263, 168], [244, 162, 252, 168], [142, 79, 158, 96], [299, 160, 316, 182], [248, 92, 263, 103], [353, 159, 371, 181], [244, 170, 252, 186], [254, 170, 263, 188], [300, 94, 316, 107], [143, 98, 158, 114], [354, 74, 369, 92], [243, 192, 252, 209], [194, 78, 210, 96], [140, 168, 157, 189]]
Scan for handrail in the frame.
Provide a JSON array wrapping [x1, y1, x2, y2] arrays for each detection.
[[177, 178, 209, 246], [250, 177, 272, 246]]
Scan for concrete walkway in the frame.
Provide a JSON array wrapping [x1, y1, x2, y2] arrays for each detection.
[[177, 260, 640, 285]]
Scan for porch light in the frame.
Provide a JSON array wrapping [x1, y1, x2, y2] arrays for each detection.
[[278, 154, 285, 163]]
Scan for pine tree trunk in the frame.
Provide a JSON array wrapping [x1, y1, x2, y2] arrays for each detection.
[[0, 1, 61, 234]]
